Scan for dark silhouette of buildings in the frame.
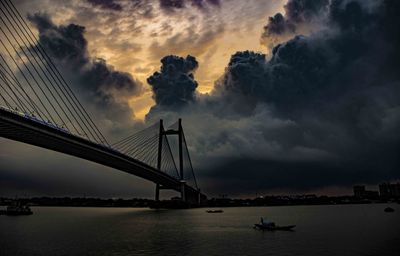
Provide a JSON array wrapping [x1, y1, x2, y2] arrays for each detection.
[[353, 185, 379, 199], [379, 183, 400, 198], [353, 185, 365, 198]]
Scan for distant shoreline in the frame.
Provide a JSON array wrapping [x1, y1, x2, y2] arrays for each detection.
[[1, 202, 398, 208], [1, 195, 398, 208]]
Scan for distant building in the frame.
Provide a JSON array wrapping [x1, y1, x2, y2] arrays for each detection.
[[353, 185, 365, 198], [363, 190, 379, 198], [379, 182, 400, 198], [391, 183, 400, 197], [353, 185, 379, 199], [379, 183, 391, 197]]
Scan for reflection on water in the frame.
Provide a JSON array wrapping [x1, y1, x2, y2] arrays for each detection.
[[0, 204, 399, 255]]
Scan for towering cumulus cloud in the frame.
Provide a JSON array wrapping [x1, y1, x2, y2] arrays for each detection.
[[147, 0, 400, 194], [146, 55, 198, 118], [260, 0, 329, 49], [28, 13, 142, 136]]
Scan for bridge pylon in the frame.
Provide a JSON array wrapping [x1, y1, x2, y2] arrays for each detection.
[[155, 118, 194, 204]]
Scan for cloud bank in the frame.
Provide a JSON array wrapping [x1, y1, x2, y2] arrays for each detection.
[[28, 13, 143, 137], [146, 0, 400, 195], [260, 0, 330, 50]]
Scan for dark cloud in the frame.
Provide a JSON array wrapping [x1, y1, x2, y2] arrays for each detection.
[[221, 0, 400, 113], [159, 0, 220, 12], [285, 0, 329, 23], [28, 13, 142, 136], [87, 0, 122, 11], [160, 0, 185, 10], [147, 0, 400, 194], [28, 13, 88, 66], [146, 55, 198, 115], [201, 157, 399, 194], [261, 0, 329, 47], [263, 13, 295, 36], [214, 51, 267, 97]]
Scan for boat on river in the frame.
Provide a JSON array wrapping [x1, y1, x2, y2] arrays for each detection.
[[206, 209, 224, 213], [254, 218, 295, 231], [254, 223, 296, 231], [384, 207, 395, 213], [0, 202, 33, 216]]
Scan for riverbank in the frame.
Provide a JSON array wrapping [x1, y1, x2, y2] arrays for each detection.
[[1, 195, 398, 208]]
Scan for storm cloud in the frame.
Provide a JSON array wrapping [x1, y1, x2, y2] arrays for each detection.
[[28, 13, 142, 137], [147, 0, 400, 194], [261, 0, 330, 49], [146, 55, 198, 117]]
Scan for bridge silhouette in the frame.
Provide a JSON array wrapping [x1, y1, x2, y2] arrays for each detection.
[[0, 0, 206, 206]]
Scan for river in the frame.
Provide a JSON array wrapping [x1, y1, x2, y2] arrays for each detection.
[[0, 204, 399, 255]]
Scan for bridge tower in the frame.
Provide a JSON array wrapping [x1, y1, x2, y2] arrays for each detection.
[[155, 118, 187, 202]]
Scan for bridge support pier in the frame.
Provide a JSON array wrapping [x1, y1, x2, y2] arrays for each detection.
[[198, 189, 201, 205], [180, 180, 186, 202]]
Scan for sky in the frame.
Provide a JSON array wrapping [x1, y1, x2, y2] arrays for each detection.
[[1, 0, 399, 198]]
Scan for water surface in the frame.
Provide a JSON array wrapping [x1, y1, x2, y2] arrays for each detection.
[[0, 204, 399, 255]]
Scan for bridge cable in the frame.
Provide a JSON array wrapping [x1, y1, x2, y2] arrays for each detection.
[[116, 128, 158, 153], [143, 136, 159, 165], [0, 6, 99, 138], [117, 125, 159, 152], [0, 68, 27, 112], [0, 73, 25, 111], [0, 4, 94, 135], [1, 0, 94, 141], [140, 138, 159, 168], [4, 0, 109, 145], [112, 123, 158, 150], [0, 69, 29, 112], [0, 37, 53, 123], [0, 15, 70, 129], [164, 135, 179, 178], [127, 134, 159, 162], [127, 134, 159, 161], [124, 133, 156, 156], [111, 124, 154, 148], [0, 57, 45, 118], [162, 143, 175, 176], [0, 65, 47, 117], [3, 0, 105, 143], [0, 84, 12, 109], [182, 130, 198, 189]]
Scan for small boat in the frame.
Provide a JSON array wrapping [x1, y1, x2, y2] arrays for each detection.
[[254, 223, 296, 231], [254, 217, 295, 231], [384, 207, 395, 212], [0, 202, 33, 216], [206, 209, 224, 213]]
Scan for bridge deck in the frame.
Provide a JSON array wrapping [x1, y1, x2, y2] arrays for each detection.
[[0, 108, 206, 201]]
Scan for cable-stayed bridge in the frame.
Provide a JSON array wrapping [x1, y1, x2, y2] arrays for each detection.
[[0, 0, 206, 205]]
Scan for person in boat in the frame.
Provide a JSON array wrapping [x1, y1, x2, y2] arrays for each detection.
[[260, 217, 275, 228]]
